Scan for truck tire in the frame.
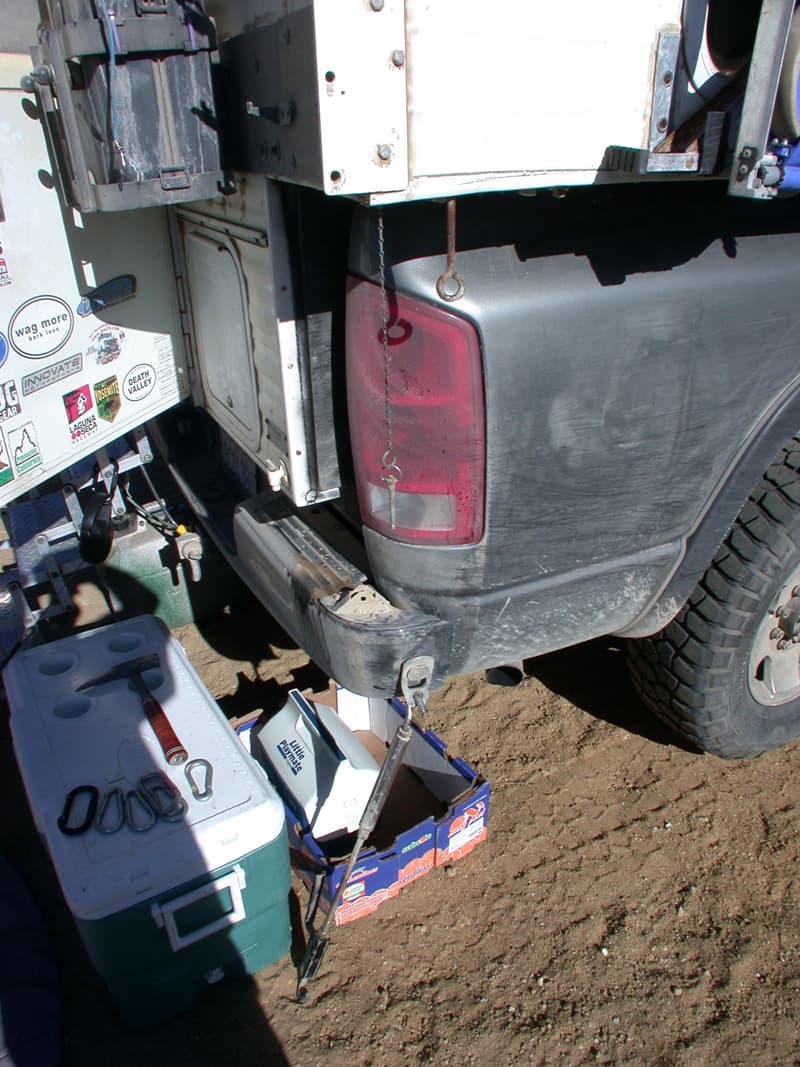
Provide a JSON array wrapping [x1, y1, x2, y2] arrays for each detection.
[[628, 436, 800, 758]]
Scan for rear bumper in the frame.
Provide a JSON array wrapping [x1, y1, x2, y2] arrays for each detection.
[[166, 451, 452, 696], [231, 497, 453, 696]]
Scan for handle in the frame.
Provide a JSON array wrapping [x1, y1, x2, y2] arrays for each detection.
[[141, 695, 188, 765], [151, 867, 247, 952]]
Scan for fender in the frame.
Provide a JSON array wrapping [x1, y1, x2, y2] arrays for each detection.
[[621, 380, 800, 637]]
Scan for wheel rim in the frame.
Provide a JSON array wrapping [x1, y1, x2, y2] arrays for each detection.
[[749, 564, 800, 706]]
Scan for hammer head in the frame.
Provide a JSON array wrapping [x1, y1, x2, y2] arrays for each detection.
[[77, 653, 160, 692]]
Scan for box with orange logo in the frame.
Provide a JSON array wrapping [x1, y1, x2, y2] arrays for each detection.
[[240, 685, 489, 927]]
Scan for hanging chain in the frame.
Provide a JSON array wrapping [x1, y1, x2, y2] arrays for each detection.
[[378, 213, 401, 529]]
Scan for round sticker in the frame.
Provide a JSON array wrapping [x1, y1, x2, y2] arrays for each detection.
[[122, 363, 156, 402], [9, 296, 74, 359], [0, 332, 7, 370]]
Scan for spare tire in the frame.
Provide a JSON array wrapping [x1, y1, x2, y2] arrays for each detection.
[[628, 435, 800, 758]]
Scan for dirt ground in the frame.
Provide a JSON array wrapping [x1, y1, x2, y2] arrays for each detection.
[[3, 593, 800, 1067]]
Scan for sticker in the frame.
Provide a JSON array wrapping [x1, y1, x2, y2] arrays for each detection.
[[122, 363, 156, 402], [341, 882, 365, 903], [0, 239, 11, 289], [9, 296, 74, 359], [400, 831, 433, 855], [63, 384, 98, 442], [21, 353, 83, 397], [452, 802, 488, 840], [0, 429, 13, 487], [0, 332, 8, 370], [9, 423, 42, 475], [0, 380, 21, 423], [94, 374, 121, 423], [88, 324, 125, 365]]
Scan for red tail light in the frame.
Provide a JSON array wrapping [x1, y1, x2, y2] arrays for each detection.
[[346, 276, 485, 545]]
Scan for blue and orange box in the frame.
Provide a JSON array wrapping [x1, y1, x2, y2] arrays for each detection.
[[241, 685, 490, 926]]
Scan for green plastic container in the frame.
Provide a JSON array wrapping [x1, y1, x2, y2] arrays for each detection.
[[6, 616, 291, 1027]]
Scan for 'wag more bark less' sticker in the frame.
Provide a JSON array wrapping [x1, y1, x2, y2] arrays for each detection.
[[9, 296, 74, 359]]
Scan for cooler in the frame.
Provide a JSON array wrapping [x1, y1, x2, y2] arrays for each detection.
[[3, 615, 290, 1027]]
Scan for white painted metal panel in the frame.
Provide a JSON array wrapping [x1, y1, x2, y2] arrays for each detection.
[[0, 82, 187, 506]]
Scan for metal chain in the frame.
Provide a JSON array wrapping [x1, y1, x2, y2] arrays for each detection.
[[378, 213, 400, 528]]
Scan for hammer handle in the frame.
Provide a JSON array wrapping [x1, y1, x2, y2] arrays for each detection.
[[141, 696, 188, 766]]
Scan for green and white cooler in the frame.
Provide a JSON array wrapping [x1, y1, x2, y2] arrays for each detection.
[[4, 616, 290, 1027]]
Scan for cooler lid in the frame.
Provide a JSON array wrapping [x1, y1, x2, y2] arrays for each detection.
[[5, 616, 286, 919]]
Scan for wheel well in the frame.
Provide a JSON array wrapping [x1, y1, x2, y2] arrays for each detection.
[[621, 385, 800, 637]]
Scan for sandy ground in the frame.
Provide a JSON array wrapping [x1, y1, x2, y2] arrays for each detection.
[[3, 593, 800, 1067]]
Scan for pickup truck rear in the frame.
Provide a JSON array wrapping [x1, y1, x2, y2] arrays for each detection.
[[5, 0, 800, 761]]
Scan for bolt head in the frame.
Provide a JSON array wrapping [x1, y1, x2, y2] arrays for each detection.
[[770, 627, 784, 640], [377, 144, 392, 162], [392, 49, 405, 67], [370, 0, 385, 9]]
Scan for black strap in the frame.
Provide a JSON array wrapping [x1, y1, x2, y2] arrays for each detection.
[[78, 463, 118, 564]]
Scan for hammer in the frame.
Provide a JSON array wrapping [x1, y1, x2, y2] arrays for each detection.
[[78, 654, 188, 766]]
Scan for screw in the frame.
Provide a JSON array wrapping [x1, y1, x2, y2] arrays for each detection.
[[770, 628, 784, 640], [656, 117, 668, 133], [370, 0, 384, 9], [742, 147, 753, 159], [778, 606, 793, 619], [738, 164, 749, 177], [377, 144, 392, 162], [662, 70, 673, 86], [392, 49, 405, 67], [305, 489, 318, 504], [778, 640, 788, 650]]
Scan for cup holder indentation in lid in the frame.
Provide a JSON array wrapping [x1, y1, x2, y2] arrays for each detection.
[[53, 695, 92, 719], [38, 653, 78, 676], [107, 632, 144, 655], [140, 669, 165, 691]]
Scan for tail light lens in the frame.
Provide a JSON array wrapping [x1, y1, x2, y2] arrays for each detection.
[[346, 276, 485, 545]]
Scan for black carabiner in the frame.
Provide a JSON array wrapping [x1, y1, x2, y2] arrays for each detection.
[[57, 785, 99, 837]]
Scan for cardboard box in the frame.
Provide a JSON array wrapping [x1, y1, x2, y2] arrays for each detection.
[[242, 685, 489, 926]]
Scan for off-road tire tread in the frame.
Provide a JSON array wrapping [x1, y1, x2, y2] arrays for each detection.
[[628, 437, 800, 758]]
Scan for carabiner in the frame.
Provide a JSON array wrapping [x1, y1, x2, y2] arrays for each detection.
[[138, 773, 187, 822], [125, 789, 157, 832], [95, 787, 125, 834], [58, 785, 99, 837], [185, 758, 213, 802]]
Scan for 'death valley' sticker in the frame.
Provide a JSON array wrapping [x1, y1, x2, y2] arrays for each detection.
[[9, 295, 74, 359]]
